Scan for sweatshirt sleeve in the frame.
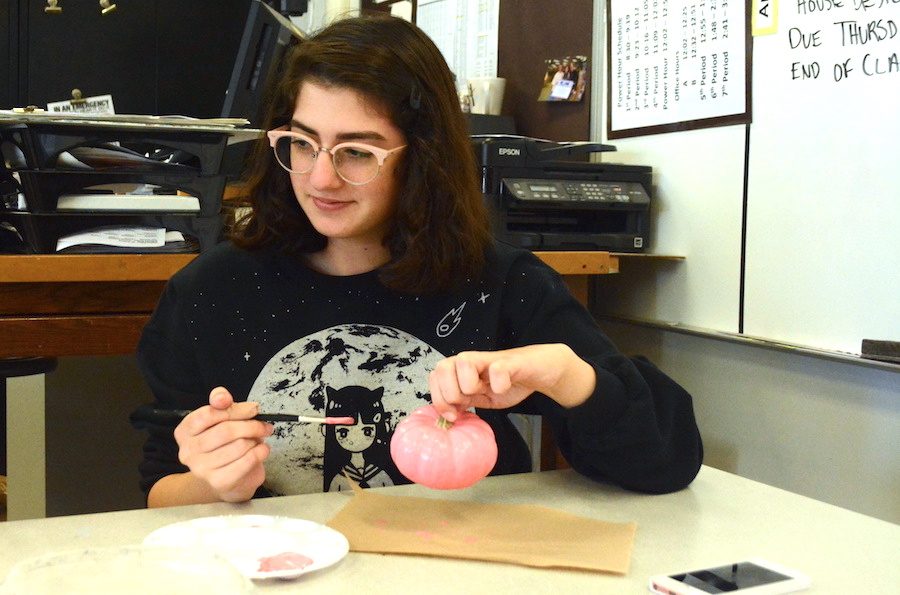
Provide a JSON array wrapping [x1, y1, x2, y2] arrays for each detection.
[[500, 252, 703, 493], [133, 277, 202, 497]]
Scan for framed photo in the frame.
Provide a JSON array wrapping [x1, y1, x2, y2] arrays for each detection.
[[539, 55, 589, 102]]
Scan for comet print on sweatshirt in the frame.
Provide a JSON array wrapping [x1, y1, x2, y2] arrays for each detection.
[[248, 324, 443, 495]]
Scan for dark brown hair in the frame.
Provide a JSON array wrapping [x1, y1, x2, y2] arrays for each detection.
[[231, 15, 492, 294]]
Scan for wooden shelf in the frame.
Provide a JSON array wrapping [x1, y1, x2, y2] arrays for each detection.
[[534, 251, 619, 274], [612, 252, 685, 261], [0, 254, 196, 282], [0, 251, 644, 283]]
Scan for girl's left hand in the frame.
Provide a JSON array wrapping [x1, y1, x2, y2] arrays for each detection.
[[428, 344, 596, 422]]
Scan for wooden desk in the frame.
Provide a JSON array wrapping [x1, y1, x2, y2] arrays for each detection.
[[1, 467, 897, 593], [0, 254, 196, 358], [0, 251, 620, 359]]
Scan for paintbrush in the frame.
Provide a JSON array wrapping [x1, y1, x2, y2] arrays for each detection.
[[131, 405, 355, 426]]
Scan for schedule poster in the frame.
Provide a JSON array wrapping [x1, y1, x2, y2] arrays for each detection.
[[607, 0, 751, 138]]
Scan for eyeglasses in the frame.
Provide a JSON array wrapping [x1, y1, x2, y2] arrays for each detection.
[[267, 128, 407, 186]]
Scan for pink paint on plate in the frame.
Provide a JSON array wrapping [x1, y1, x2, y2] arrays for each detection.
[[257, 552, 314, 573]]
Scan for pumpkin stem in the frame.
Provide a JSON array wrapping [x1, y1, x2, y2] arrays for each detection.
[[435, 416, 454, 430]]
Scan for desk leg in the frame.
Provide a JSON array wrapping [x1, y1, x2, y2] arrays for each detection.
[[1, 380, 5, 477], [562, 275, 589, 305], [6, 375, 46, 520]]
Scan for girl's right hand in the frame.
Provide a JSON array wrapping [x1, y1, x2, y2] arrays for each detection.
[[173, 387, 274, 502]]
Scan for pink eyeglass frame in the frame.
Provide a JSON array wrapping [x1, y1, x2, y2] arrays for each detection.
[[266, 128, 407, 185]]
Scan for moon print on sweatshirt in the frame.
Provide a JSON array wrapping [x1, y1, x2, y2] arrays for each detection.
[[248, 323, 443, 495]]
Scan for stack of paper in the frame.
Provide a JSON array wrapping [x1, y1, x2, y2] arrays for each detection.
[[55, 226, 198, 253]]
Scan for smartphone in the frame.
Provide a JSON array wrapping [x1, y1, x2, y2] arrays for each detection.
[[648, 558, 811, 594]]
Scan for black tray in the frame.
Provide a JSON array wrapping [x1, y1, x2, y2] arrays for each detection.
[[0, 211, 223, 254], [1, 122, 231, 175], [16, 170, 225, 217]]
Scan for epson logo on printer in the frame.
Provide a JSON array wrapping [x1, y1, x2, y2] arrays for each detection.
[[498, 147, 520, 156]]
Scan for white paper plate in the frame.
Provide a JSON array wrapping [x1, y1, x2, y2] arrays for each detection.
[[143, 515, 349, 580]]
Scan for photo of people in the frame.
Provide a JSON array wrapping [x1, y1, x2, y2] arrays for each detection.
[[538, 55, 588, 102]]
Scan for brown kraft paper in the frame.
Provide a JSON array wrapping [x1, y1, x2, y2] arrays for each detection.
[[326, 483, 636, 574]]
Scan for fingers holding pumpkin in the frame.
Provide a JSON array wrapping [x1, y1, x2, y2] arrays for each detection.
[[429, 345, 597, 417], [428, 351, 521, 421], [428, 357, 469, 422], [451, 353, 493, 394]]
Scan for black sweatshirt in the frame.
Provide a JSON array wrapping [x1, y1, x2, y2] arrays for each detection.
[[136, 240, 702, 497]]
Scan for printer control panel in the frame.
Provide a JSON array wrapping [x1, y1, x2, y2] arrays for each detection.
[[503, 178, 650, 204]]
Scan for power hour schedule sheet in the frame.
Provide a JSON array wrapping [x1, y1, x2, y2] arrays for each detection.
[[607, 0, 749, 136]]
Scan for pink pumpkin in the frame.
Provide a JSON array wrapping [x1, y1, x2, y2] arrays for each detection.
[[390, 405, 498, 490]]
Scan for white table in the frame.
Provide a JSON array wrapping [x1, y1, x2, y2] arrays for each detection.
[[1, 467, 897, 593]]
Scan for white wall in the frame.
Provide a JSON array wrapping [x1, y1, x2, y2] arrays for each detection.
[[599, 319, 900, 524], [591, 124, 747, 330]]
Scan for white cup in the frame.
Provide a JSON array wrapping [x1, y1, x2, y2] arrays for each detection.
[[468, 77, 506, 115]]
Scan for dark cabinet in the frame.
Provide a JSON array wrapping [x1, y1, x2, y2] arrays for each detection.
[[1, 2, 16, 110], [7, 0, 249, 117], [153, 0, 249, 118], [19, 0, 158, 114]]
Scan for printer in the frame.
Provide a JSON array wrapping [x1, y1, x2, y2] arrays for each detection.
[[473, 135, 651, 252]]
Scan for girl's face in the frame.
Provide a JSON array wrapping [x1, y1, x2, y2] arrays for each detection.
[[287, 81, 407, 250], [334, 422, 377, 453]]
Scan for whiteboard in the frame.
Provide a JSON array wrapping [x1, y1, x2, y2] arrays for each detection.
[[744, 0, 900, 354]]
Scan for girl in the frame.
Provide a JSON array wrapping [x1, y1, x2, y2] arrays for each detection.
[[135, 15, 702, 507]]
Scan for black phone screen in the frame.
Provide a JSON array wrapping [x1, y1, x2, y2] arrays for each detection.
[[670, 561, 792, 593]]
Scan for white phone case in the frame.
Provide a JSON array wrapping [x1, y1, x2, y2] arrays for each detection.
[[648, 558, 811, 595]]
